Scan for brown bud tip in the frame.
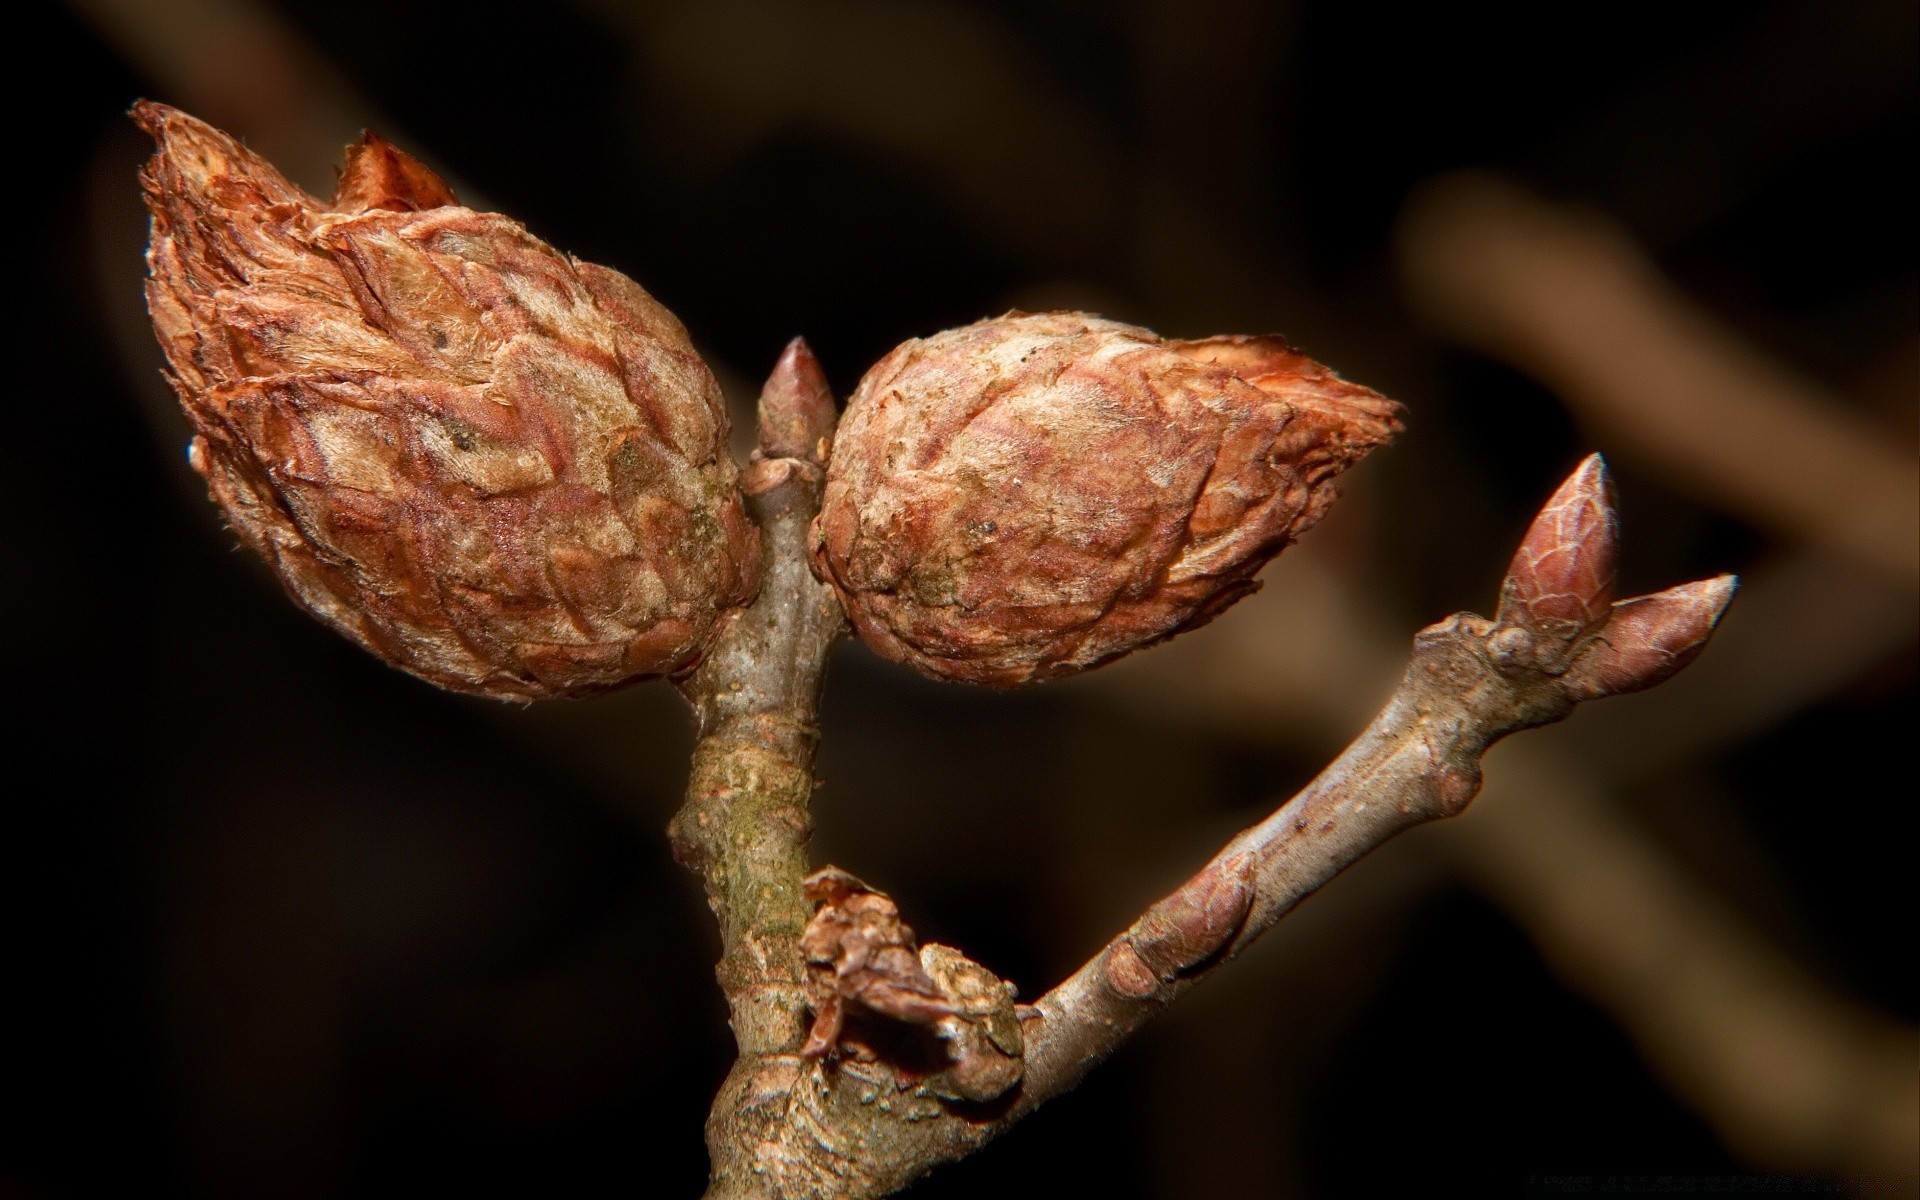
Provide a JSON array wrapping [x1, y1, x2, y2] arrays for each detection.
[[1497, 453, 1619, 647], [333, 131, 458, 214], [133, 98, 315, 211], [758, 338, 837, 463], [810, 312, 1403, 686], [1565, 574, 1738, 700], [137, 103, 757, 700]]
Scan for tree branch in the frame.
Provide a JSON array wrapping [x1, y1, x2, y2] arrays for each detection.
[[986, 456, 1732, 1123], [720, 456, 1733, 1197], [665, 341, 846, 1196], [1088, 539, 1918, 1181]]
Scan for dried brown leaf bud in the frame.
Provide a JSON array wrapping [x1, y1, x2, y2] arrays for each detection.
[[137, 102, 757, 699], [799, 868, 956, 1061], [798, 869, 1024, 1100], [811, 312, 1403, 685]]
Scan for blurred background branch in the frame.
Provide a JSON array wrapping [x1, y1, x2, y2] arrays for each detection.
[[1397, 174, 1919, 590]]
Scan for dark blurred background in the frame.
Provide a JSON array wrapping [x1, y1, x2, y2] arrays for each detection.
[[6, 1, 1915, 1197]]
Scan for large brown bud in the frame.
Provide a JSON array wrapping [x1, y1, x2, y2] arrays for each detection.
[[811, 312, 1402, 685], [137, 102, 757, 699]]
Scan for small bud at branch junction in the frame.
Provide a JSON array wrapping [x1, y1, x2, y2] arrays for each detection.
[[758, 337, 837, 465]]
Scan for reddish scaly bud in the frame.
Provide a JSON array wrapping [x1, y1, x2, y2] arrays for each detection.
[[757, 337, 836, 465], [810, 312, 1403, 686], [1496, 453, 1619, 649], [1564, 575, 1738, 700], [137, 102, 757, 700]]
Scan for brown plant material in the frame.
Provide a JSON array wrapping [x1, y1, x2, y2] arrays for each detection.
[[1487, 456, 1735, 693], [90, 16, 1873, 1190], [915, 944, 1026, 1104], [1495, 454, 1618, 650], [794, 868, 1025, 1104], [1090, 535, 1917, 1183], [137, 101, 757, 699], [332, 131, 457, 213], [665, 345, 849, 1196], [811, 312, 1403, 686], [798, 867, 957, 1061], [890, 460, 1733, 1180]]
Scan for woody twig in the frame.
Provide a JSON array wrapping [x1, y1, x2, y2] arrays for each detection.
[[691, 456, 1732, 1197]]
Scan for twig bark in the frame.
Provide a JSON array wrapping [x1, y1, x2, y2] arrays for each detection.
[[941, 457, 1731, 1159], [666, 341, 846, 1197], [1092, 537, 1918, 1181], [688, 454, 1733, 1198]]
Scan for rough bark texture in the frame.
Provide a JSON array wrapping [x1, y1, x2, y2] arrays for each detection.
[[682, 452, 1733, 1198]]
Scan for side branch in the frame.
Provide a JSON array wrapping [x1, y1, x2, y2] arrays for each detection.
[[1022, 455, 1734, 1105], [872, 455, 1736, 1188], [691, 456, 1731, 1199]]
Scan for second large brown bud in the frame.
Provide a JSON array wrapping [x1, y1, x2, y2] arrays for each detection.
[[811, 312, 1402, 685]]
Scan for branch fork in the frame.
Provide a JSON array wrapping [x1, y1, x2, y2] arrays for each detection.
[[130, 102, 1744, 1200], [671, 343, 1735, 1200]]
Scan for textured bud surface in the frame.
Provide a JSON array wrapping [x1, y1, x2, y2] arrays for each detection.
[[811, 312, 1402, 685], [138, 103, 756, 699]]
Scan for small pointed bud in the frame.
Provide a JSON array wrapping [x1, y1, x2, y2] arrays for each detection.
[[758, 337, 837, 464], [137, 102, 757, 699], [1127, 853, 1254, 979], [810, 313, 1402, 686], [1497, 454, 1619, 649], [1565, 575, 1738, 700], [332, 131, 458, 214]]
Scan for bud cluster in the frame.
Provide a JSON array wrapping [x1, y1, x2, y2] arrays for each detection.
[[140, 108, 1405, 700]]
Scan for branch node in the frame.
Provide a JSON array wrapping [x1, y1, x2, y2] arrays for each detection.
[[1127, 852, 1257, 979], [1433, 763, 1485, 817], [1103, 942, 1160, 1000]]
